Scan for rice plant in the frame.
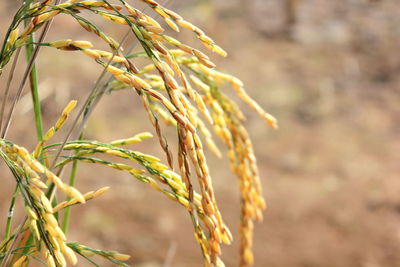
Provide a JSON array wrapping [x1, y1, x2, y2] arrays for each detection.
[[0, 0, 277, 266]]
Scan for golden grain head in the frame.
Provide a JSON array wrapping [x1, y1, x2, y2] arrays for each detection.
[[0, 1, 276, 266], [54, 250, 67, 267], [50, 39, 73, 48], [71, 40, 93, 48], [110, 252, 131, 261], [93, 186, 110, 198], [67, 186, 86, 204], [25, 206, 38, 220], [107, 65, 125, 76], [165, 17, 180, 32], [31, 178, 48, 189], [40, 194, 54, 213], [46, 254, 57, 267], [11, 255, 27, 267], [43, 213, 59, 229], [63, 246, 78, 265], [8, 28, 19, 46]]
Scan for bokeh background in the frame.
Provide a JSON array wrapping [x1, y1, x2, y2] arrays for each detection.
[[1, 0, 400, 266]]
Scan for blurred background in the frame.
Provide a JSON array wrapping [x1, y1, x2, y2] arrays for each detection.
[[1, 0, 400, 266]]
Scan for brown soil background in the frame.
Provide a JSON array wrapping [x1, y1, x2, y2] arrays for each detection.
[[1, 1, 400, 266]]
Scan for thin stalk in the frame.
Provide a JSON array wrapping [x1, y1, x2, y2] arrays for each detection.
[[1, 3, 57, 139], [56, 0, 169, 232], [26, 38, 44, 145], [48, 31, 129, 170], [0, 219, 25, 267], [49, 6, 137, 234], [62, 157, 79, 233], [0, 48, 22, 132], [52, 30, 130, 231], [4, 186, 19, 240], [2, 4, 62, 255], [0, 1, 31, 66], [21, 0, 44, 258]]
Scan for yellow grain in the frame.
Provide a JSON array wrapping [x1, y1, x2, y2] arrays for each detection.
[[111, 252, 131, 261], [40, 194, 54, 213], [67, 186, 86, 203], [83, 49, 101, 59], [8, 28, 19, 47], [165, 18, 179, 32], [46, 254, 56, 267], [93, 186, 110, 198], [50, 39, 72, 48], [107, 65, 125, 76], [71, 40, 93, 48], [12, 256, 26, 267], [63, 246, 78, 265]]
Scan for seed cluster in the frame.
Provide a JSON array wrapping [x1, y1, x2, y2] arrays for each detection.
[[0, 140, 81, 267], [0, 1, 276, 266], [0, 102, 130, 267]]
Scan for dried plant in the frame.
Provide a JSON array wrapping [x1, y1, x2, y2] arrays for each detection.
[[0, 0, 276, 266]]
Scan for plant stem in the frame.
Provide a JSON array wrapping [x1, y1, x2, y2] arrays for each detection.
[[62, 157, 79, 233], [26, 44, 44, 144], [21, 0, 44, 258], [24, 9, 44, 153], [1, 1, 56, 139], [4, 186, 19, 240], [0, 48, 22, 133]]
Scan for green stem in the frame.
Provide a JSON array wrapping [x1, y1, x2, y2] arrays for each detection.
[[62, 132, 85, 233], [4, 186, 19, 240], [62, 158, 79, 233], [26, 35, 44, 147], [28, 57, 44, 142], [23, 0, 44, 257], [22, 0, 44, 155]]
